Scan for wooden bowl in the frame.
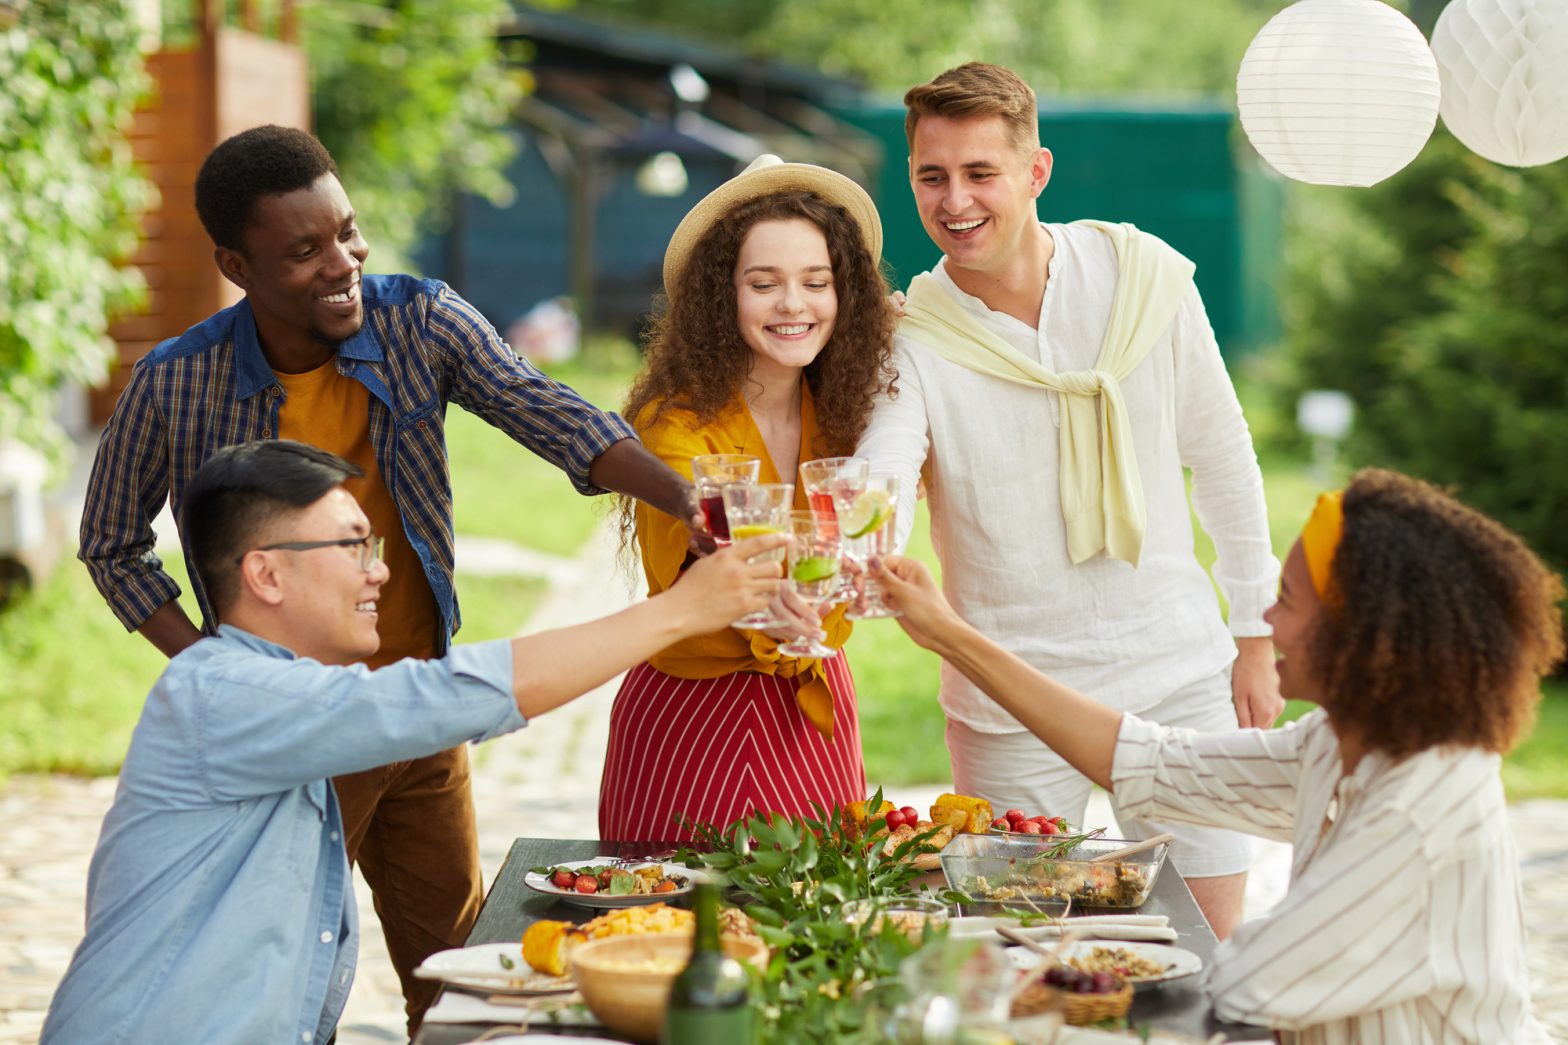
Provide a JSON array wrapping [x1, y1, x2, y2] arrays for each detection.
[[569, 930, 768, 1043]]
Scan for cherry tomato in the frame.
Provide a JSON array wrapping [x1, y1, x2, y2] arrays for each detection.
[[1039, 819, 1059, 835], [991, 818, 1010, 831], [1018, 821, 1043, 834], [884, 809, 905, 830], [574, 875, 599, 894], [549, 869, 576, 890], [1005, 809, 1027, 823], [1051, 817, 1068, 829], [899, 806, 920, 826]]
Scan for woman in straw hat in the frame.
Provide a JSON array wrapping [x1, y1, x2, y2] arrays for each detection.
[[870, 467, 1559, 1043], [599, 156, 897, 840]]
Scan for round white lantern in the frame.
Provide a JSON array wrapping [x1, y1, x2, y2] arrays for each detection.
[[1237, 0, 1442, 186], [1431, 0, 1568, 168]]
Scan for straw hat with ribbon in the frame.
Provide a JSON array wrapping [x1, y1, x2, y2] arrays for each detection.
[[661, 154, 882, 299]]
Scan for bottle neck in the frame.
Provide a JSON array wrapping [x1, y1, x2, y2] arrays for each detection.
[[691, 882, 721, 950]]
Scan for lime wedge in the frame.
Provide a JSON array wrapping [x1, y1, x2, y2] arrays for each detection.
[[791, 555, 839, 584], [842, 490, 891, 538], [731, 524, 782, 541]]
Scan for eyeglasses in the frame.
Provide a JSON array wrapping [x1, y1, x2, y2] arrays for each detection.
[[239, 534, 384, 572]]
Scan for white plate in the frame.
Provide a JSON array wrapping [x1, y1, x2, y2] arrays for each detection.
[[1007, 940, 1203, 987], [523, 859, 695, 909], [414, 942, 574, 996]]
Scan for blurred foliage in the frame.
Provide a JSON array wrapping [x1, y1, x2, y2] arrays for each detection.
[[0, 0, 152, 459], [302, 0, 525, 273], [569, 0, 1283, 96], [1274, 128, 1568, 577]]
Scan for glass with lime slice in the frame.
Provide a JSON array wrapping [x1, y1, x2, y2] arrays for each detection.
[[778, 510, 842, 659], [833, 474, 902, 620]]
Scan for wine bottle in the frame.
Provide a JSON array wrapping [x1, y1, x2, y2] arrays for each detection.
[[661, 882, 755, 1044]]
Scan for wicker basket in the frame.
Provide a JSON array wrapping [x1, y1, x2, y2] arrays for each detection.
[[1011, 977, 1133, 1025]]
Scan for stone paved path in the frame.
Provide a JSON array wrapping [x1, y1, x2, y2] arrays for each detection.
[[5, 524, 1568, 1043]]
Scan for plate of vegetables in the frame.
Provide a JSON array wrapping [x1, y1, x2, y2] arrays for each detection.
[[524, 860, 693, 909]]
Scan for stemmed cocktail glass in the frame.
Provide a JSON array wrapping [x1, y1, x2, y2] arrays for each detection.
[[777, 510, 842, 659], [834, 473, 901, 620], [692, 454, 761, 546], [799, 456, 868, 605], [721, 482, 793, 629]]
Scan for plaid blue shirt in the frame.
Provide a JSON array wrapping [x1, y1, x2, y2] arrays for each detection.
[[79, 275, 635, 645]]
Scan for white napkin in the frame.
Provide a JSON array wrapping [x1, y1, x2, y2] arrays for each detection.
[[950, 914, 1177, 943], [423, 992, 599, 1027]]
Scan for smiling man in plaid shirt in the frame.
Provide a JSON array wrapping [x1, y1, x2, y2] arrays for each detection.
[[78, 125, 698, 1033]]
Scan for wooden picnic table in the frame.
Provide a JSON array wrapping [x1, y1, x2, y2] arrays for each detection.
[[413, 837, 1265, 1044]]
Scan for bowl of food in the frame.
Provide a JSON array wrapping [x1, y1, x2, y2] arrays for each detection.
[[842, 896, 949, 944], [568, 930, 769, 1043], [938, 833, 1168, 909]]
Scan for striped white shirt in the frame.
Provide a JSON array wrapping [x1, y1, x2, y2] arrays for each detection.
[[1113, 709, 1549, 1044]]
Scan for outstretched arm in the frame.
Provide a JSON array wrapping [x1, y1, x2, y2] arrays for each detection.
[[507, 532, 786, 717], [588, 437, 702, 535], [873, 555, 1121, 788]]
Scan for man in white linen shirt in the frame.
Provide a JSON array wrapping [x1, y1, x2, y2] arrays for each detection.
[[870, 468, 1558, 1045], [855, 62, 1279, 937]]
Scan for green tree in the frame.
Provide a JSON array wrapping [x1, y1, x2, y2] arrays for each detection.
[[302, 0, 524, 271], [571, 0, 1281, 96], [0, 0, 151, 457]]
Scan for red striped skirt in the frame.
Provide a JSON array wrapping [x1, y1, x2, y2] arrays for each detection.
[[597, 652, 866, 842]]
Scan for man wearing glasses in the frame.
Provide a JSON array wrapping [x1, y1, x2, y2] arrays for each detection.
[[76, 126, 698, 1031], [46, 440, 783, 1044]]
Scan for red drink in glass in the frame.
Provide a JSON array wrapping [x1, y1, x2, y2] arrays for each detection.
[[699, 492, 731, 543], [807, 490, 839, 538]]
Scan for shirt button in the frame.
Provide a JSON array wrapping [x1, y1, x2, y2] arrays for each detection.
[[262, 428, 272, 438], [330, 831, 339, 842], [417, 419, 428, 429], [320, 931, 333, 944], [270, 385, 282, 397], [302, 1033, 312, 1043]]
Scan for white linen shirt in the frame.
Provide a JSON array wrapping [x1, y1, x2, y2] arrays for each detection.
[[857, 223, 1278, 730], [1114, 709, 1549, 1044]]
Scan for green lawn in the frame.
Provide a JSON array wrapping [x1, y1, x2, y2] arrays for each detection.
[[0, 350, 631, 780], [6, 352, 1567, 799]]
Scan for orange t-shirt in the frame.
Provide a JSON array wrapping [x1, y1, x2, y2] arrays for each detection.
[[276, 361, 440, 668]]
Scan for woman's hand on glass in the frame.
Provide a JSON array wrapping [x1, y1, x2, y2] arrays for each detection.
[[761, 583, 826, 643]]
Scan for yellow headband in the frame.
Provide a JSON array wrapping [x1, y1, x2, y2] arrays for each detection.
[[1300, 491, 1344, 601]]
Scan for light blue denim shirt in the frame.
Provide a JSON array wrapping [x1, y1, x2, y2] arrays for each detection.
[[41, 625, 523, 1045]]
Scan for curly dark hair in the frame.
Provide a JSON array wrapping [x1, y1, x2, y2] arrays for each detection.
[[195, 125, 339, 251], [616, 190, 898, 541], [1310, 468, 1564, 758]]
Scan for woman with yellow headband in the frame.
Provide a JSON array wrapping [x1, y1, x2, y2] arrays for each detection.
[[873, 468, 1560, 1044]]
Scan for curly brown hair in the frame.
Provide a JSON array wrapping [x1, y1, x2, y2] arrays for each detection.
[[1311, 468, 1564, 758], [615, 190, 897, 540]]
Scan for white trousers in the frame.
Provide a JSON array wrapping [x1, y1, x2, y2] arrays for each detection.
[[946, 671, 1253, 878]]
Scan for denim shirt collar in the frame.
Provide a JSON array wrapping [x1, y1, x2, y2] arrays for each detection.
[[230, 296, 387, 400], [216, 623, 301, 661]]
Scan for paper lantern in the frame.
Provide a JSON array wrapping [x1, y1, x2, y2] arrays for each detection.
[[1432, 0, 1568, 168], [1237, 0, 1441, 186]]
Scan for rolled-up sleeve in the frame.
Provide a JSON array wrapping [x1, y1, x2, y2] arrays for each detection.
[[77, 360, 183, 631], [1170, 287, 1278, 636], [855, 339, 930, 553], [430, 285, 635, 495], [1112, 712, 1301, 844]]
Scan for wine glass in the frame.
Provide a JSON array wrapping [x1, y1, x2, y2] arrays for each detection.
[[798, 456, 868, 604], [835, 473, 901, 620], [778, 510, 842, 659], [691, 454, 761, 546], [721, 482, 793, 629]]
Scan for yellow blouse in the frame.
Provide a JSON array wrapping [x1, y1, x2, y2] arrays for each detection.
[[634, 385, 853, 740]]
